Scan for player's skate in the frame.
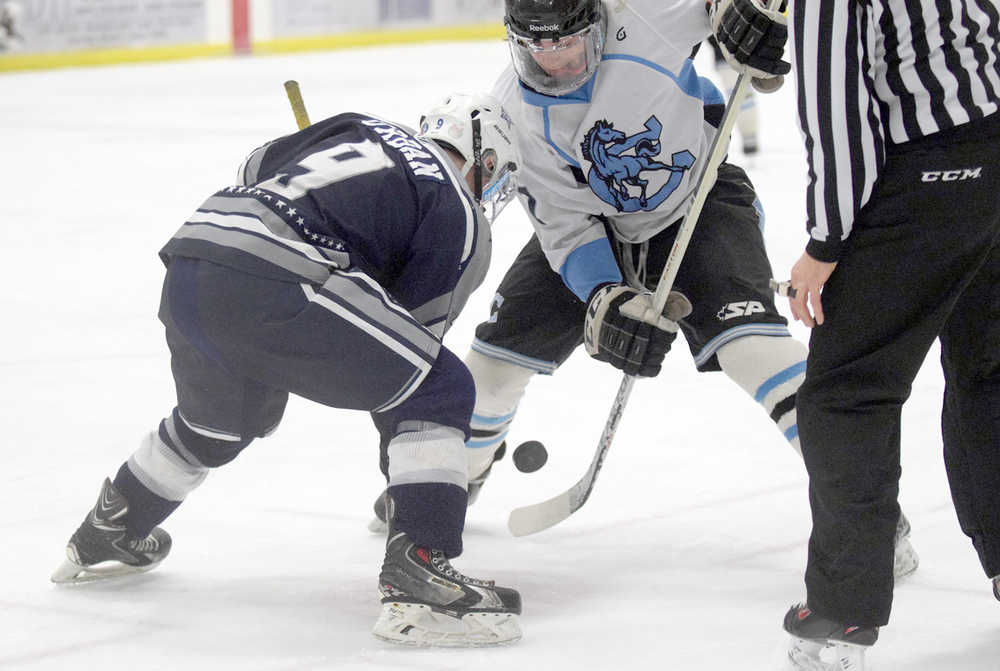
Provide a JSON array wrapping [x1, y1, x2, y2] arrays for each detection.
[[893, 511, 919, 580], [367, 443, 506, 533], [783, 603, 877, 671], [51, 478, 172, 584], [373, 528, 521, 647], [992, 575, 999, 601]]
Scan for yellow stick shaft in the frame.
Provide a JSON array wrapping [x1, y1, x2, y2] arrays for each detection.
[[283, 80, 311, 130]]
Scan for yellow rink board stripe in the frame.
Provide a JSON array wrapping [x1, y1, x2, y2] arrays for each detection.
[[0, 22, 505, 74]]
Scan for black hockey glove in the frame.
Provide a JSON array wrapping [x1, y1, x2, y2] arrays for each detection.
[[710, 0, 790, 81], [584, 284, 692, 377]]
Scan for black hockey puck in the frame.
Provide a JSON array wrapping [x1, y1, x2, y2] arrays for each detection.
[[752, 74, 785, 94], [512, 440, 548, 473]]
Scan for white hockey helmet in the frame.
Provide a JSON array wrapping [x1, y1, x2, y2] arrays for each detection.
[[418, 93, 520, 223]]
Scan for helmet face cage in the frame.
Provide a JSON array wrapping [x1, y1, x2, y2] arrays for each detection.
[[504, 0, 604, 96], [418, 93, 520, 223], [507, 21, 605, 96]]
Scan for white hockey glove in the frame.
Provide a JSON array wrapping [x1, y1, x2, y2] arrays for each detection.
[[710, 0, 790, 83], [584, 284, 692, 378]]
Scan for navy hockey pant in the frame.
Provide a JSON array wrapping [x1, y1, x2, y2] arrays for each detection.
[[117, 257, 473, 553], [797, 113, 1000, 626]]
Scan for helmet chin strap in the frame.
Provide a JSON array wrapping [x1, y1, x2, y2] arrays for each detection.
[[471, 115, 483, 202]]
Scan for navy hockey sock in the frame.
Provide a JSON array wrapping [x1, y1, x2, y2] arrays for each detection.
[[387, 482, 467, 558], [113, 463, 181, 539]]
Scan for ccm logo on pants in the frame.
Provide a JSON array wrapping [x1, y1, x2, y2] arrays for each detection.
[[921, 167, 982, 182]]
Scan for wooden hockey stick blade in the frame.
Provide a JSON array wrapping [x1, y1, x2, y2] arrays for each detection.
[[508, 375, 634, 536], [508, 489, 574, 536], [508, 456, 601, 536]]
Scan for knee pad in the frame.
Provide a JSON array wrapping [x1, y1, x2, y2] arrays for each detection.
[[167, 408, 254, 468], [465, 349, 536, 416], [377, 347, 475, 442], [717, 335, 806, 453]]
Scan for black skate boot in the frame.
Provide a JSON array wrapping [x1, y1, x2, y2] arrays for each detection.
[[367, 443, 507, 533], [51, 478, 172, 584], [992, 575, 1000, 602], [893, 510, 919, 579], [783, 603, 877, 671], [373, 529, 522, 647]]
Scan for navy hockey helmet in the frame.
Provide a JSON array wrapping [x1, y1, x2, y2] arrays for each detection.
[[419, 93, 520, 224], [505, 0, 605, 96]]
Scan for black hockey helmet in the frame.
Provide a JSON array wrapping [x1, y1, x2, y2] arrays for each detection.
[[504, 0, 605, 96], [505, 0, 601, 40]]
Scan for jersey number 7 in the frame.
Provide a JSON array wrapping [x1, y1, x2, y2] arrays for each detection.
[[257, 140, 395, 200]]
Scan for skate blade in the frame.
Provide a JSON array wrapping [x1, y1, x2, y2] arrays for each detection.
[[367, 517, 388, 534], [50, 557, 161, 584], [372, 601, 521, 648], [788, 636, 867, 671], [893, 537, 919, 580]]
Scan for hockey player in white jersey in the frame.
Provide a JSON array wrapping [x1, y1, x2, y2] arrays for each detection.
[[450, 0, 919, 578]]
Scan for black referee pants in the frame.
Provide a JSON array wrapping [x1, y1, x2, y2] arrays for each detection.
[[798, 113, 1000, 626]]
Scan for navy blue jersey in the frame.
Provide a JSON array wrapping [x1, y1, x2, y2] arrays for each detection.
[[161, 113, 491, 337]]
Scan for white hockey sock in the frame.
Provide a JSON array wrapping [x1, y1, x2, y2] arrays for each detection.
[[464, 350, 536, 478], [387, 421, 468, 490], [127, 426, 210, 503], [717, 335, 806, 455]]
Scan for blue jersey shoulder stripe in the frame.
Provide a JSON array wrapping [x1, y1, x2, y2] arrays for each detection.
[[601, 54, 721, 106]]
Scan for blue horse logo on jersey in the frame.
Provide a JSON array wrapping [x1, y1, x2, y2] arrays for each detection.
[[580, 116, 695, 213]]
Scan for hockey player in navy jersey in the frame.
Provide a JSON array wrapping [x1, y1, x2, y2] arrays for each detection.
[[51, 93, 524, 647], [452, 0, 925, 575]]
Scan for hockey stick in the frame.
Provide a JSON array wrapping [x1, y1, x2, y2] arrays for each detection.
[[508, 28, 768, 537], [284, 80, 311, 130]]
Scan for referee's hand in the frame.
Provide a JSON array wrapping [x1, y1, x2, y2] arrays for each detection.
[[788, 251, 837, 327]]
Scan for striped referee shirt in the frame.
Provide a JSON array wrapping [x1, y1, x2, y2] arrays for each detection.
[[792, 0, 1000, 261]]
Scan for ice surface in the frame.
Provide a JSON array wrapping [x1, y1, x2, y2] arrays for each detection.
[[1, 39, 997, 671]]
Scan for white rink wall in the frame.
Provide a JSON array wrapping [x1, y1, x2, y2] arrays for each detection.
[[0, 0, 504, 70]]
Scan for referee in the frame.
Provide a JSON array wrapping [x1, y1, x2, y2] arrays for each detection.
[[780, 0, 1000, 665]]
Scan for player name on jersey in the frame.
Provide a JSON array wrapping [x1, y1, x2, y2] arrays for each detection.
[[361, 118, 445, 182]]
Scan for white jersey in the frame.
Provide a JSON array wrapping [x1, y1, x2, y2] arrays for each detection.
[[494, 0, 722, 301]]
